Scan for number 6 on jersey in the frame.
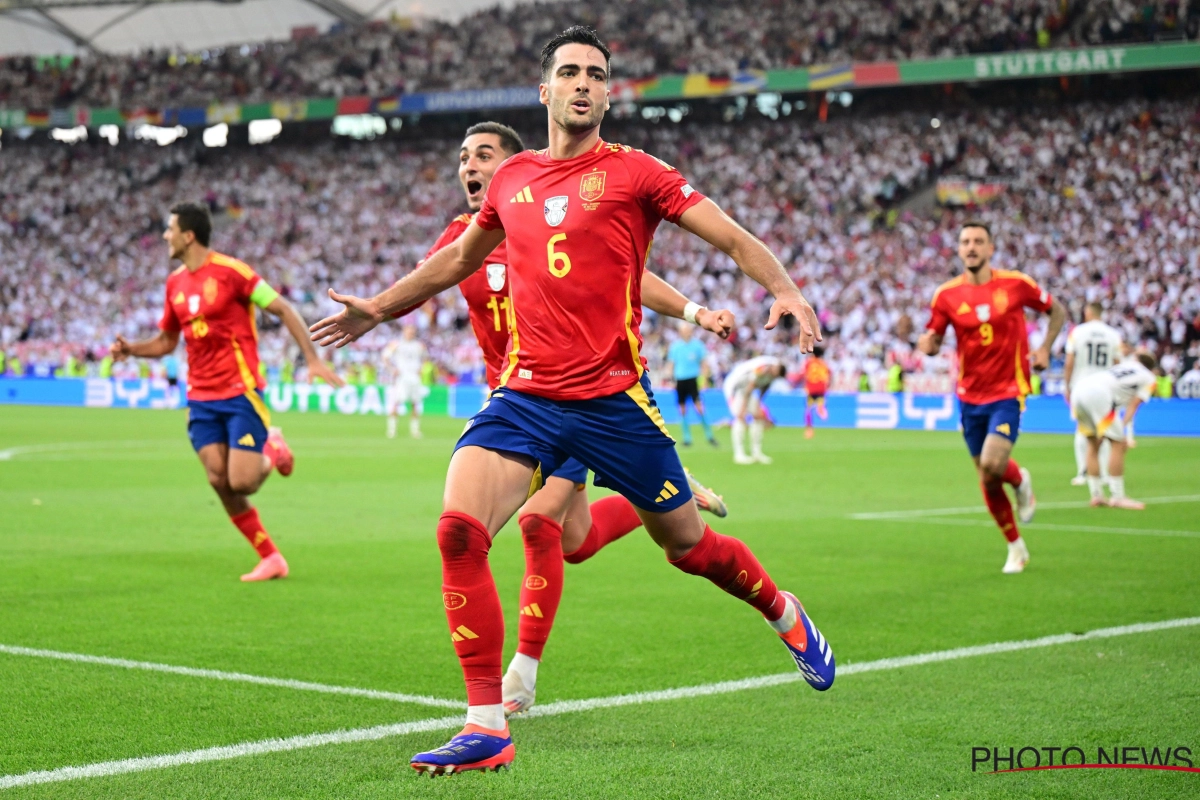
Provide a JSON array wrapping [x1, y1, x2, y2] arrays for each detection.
[[547, 233, 571, 278]]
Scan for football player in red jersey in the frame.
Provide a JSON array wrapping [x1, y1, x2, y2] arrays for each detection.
[[802, 345, 831, 439], [918, 221, 1065, 574], [111, 202, 342, 581], [313, 26, 833, 775], [391, 121, 734, 716]]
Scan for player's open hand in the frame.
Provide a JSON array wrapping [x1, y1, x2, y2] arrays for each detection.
[[765, 292, 822, 353], [1030, 345, 1050, 372], [309, 289, 383, 348], [109, 335, 131, 362], [696, 308, 735, 340], [307, 360, 345, 388]]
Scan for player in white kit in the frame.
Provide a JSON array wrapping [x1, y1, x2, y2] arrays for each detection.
[[1063, 303, 1124, 486], [384, 324, 429, 439], [1070, 352, 1158, 509], [723, 355, 786, 465]]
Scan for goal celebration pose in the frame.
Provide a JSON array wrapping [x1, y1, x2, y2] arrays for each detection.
[[918, 221, 1065, 574], [312, 27, 835, 775], [111, 202, 342, 580], [386, 120, 733, 716]]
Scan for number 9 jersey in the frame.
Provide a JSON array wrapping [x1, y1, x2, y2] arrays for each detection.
[[475, 139, 705, 401], [926, 270, 1054, 405]]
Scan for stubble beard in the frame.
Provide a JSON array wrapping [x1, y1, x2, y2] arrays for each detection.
[[552, 97, 602, 136]]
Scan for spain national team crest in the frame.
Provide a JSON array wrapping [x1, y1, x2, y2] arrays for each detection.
[[203, 276, 219, 305], [975, 304, 991, 322], [992, 288, 1009, 315], [188, 295, 201, 315], [544, 195, 568, 227], [486, 263, 506, 292], [579, 170, 606, 202]]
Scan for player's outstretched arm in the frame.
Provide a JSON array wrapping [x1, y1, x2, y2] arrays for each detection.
[[1031, 298, 1067, 370], [677, 199, 820, 352], [640, 270, 734, 339], [110, 330, 179, 362], [310, 223, 506, 348], [264, 296, 345, 387]]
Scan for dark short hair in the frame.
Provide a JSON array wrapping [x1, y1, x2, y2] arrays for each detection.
[[171, 202, 212, 247], [812, 345, 825, 358], [464, 122, 525, 157], [959, 220, 992, 242], [540, 25, 611, 81], [1136, 352, 1158, 372]]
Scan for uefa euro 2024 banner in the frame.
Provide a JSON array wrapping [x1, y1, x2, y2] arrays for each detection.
[[2, 379, 1198, 437]]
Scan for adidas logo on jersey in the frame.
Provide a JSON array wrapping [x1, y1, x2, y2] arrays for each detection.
[[238, 433, 256, 446], [654, 479, 681, 504], [510, 186, 534, 204], [956, 302, 971, 315]]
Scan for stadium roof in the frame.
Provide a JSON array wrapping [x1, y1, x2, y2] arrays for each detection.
[[0, 0, 534, 57]]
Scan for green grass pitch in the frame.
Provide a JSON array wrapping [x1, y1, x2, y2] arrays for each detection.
[[1, 404, 1198, 798]]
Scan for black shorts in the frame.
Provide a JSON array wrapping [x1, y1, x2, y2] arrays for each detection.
[[676, 377, 701, 404], [167, 377, 178, 387]]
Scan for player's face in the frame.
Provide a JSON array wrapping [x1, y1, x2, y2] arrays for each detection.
[[957, 227, 994, 272], [458, 134, 508, 211], [678, 321, 693, 339], [163, 215, 192, 260], [402, 325, 416, 340], [540, 43, 610, 135]]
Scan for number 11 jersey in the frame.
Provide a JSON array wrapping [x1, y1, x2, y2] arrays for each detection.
[[475, 139, 705, 401]]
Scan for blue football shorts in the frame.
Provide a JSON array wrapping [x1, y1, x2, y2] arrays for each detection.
[[187, 391, 270, 453]]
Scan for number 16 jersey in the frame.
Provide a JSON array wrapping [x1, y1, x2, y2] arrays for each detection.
[[475, 139, 705, 401]]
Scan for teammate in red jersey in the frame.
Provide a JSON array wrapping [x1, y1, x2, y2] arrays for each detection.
[[111, 202, 342, 581], [802, 346, 830, 439], [393, 121, 734, 715], [312, 26, 833, 775], [918, 221, 1065, 574]]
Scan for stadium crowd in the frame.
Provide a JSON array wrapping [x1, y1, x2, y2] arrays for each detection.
[[1, 0, 1196, 110], [3, 96, 1199, 391]]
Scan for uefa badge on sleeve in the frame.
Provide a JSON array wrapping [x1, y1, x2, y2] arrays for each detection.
[[544, 196, 568, 226]]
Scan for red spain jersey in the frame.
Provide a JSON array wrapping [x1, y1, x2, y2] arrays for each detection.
[[803, 357, 830, 395], [475, 139, 705, 400], [927, 269, 1053, 405], [418, 214, 512, 389], [158, 252, 269, 401]]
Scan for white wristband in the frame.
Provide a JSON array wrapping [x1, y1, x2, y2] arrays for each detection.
[[683, 301, 704, 325]]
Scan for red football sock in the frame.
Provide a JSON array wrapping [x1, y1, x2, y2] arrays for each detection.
[[230, 507, 278, 558], [515, 514, 565, 661], [982, 480, 1020, 542], [437, 512, 504, 706], [563, 495, 643, 564], [669, 526, 784, 621], [1002, 459, 1022, 487]]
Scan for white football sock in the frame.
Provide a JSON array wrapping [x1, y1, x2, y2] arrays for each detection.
[[765, 594, 798, 634], [1108, 476, 1125, 499], [465, 704, 506, 731], [750, 420, 765, 456], [386, 416, 396, 437], [1086, 476, 1104, 499], [1073, 430, 1088, 476], [731, 419, 747, 459], [409, 417, 421, 436], [508, 652, 538, 690]]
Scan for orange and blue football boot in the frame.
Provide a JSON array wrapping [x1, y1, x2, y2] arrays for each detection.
[[410, 724, 515, 776], [776, 591, 835, 690]]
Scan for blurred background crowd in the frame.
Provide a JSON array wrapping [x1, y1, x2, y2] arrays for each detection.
[[2, 0, 1197, 110]]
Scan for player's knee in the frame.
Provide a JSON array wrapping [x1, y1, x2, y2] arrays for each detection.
[[205, 468, 230, 493], [437, 513, 488, 560], [228, 475, 260, 495]]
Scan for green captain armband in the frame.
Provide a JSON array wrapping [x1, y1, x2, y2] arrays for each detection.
[[250, 279, 280, 309]]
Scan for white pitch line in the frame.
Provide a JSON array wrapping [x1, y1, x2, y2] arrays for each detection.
[[849, 494, 1200, 520], [902, 516, 1200, 539], [4, 615, 1198, 791], [0, 644, 464, 710]]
